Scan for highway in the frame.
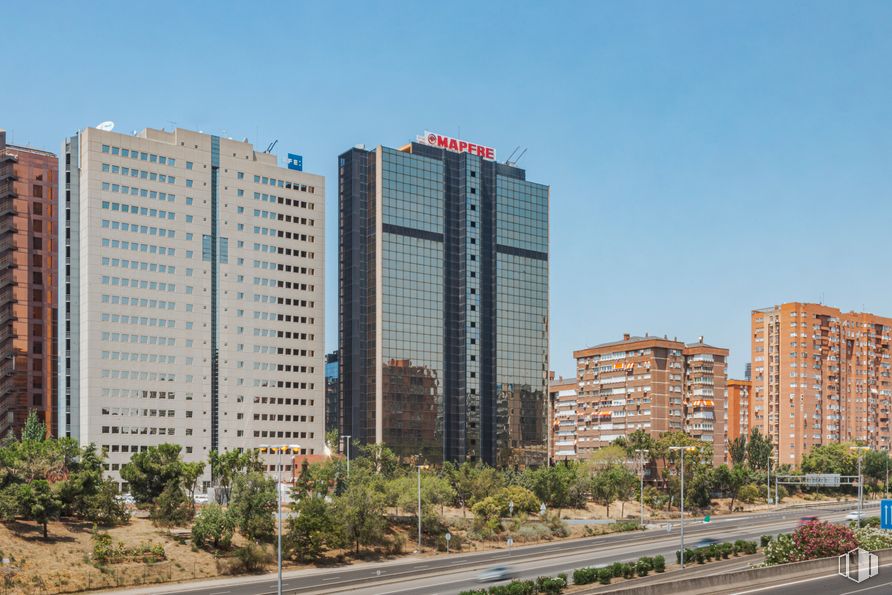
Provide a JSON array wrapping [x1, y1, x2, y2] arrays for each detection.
[[725, 560, 892, 595], [108, 501, 879, 595]]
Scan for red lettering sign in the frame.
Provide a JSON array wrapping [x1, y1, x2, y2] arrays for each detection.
[[421, 131, 496, 161]]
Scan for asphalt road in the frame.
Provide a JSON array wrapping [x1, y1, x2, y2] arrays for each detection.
[[724, 560, 892, 595], [108, 500, 879, 595]]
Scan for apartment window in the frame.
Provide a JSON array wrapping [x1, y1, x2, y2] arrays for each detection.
[[186, 162, 193, 170]]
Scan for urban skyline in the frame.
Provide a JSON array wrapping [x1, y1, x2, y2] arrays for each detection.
[[5, 2, 892, 382]]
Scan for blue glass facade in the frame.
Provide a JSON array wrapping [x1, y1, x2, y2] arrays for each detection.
[[339, 141, 548, 466]]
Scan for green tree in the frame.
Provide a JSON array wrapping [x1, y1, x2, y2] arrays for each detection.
[[521, 463, 587, 510], [18, 480, 61, 538], [286, 496, 333, 561], [330, 475, 387, 553], [20, 410, 46, 442], [120, 444, 188, 506], [192, 503, 236, 549], [590, 466, 620, 517], [154, 482, 192, 527], [231, 471, 277, 541], [612, 466, 639, 518], [209, 449, 262, 505], [713, 464, 748, 512], [181, 460, 206, 515], [746, 428, 773, 471], [729, 436, 747, 467]]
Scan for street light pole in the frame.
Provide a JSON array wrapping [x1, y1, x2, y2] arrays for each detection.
[[669, 446, 695, 569], [635, 449, 648, 527], [850, 446, 869, 523], [260, 444, 299, 595], [767, 452, 771, 505], [417, 465, 422, 552], [343, 435, 352, 478]]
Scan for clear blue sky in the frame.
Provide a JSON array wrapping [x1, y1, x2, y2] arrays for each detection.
[[4, 1, 891, 379]]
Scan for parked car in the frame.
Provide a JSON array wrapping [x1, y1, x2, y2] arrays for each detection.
[[115, 493, 136, 505], [477, 566, 515, 582], [193, 493, 210, 504], [798, 515, 819, 526]]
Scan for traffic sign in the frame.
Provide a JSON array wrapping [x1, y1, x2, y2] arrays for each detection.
[[704, 515, 711, 523], [881, 500, 892, 530]]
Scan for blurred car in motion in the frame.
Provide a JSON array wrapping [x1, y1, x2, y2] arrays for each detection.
[[798, 515, 819, 526], [477, 566, 515, 582]]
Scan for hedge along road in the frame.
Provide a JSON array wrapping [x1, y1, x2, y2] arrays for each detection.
[[108, 501, 879, 595]]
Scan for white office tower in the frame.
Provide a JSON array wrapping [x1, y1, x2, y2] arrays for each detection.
[[60, 127, 324, 489]]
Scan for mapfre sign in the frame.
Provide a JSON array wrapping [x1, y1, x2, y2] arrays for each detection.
[[418, 131, 496, 161]]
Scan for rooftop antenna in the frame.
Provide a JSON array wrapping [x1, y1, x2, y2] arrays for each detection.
[[264, 139, 278, 153], [505, 146, 520, 163], [507, 148, 527, 167]]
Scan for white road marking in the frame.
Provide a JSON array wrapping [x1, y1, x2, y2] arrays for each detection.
[[841, 579, 892, 594]]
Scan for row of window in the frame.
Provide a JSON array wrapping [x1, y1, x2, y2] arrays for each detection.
[[101, 294, 176, 310], [100, 332, 176, 346], [102, 238, 176, 256], [101, 276, 176, 292], [101, 181, 176, 202], [101, 218, 175, 237], [100, 313, 177, 328], [101, 369, 176, 381], [253, 175, 315, 194], [102, 162, 176, 184], [255, 192, 316, 210], [101, 200, 176, 221], [101, 144, 176, 165], [101, 351, 176, 364], [101, 256, 176, 275]]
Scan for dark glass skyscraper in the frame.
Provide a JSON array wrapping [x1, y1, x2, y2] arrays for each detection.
[[338, 133, 548, 466]]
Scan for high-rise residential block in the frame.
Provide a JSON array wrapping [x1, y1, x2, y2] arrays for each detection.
[[751, 303, 892, 466], [61, 126, 324, 488], [338, 132, 549, 466], [0, 130, 58, 438], [726, 378, 751, 448], [573, 334, 729, 466], [549, 377, 578, 462]]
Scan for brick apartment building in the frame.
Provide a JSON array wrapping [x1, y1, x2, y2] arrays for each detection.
[[751, 303, 892, 466], [571, 334, 729, 466], [549, 377, 577, 462], [727, 378, 752, 446], [0, 130, 57, 438]]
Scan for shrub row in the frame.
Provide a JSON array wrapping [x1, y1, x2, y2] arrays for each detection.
[[572, 554, 666, 585], [675, 539, 757, 565], [459, 573, 568, 595]]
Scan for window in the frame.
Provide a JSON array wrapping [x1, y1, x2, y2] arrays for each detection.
[[186, 161, 193, 170], [186, 179, 193, 188]]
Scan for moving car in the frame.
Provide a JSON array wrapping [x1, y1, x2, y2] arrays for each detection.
[[693, 537, 720, 549], [845, 510, 865, 521], [798, 515, 819, 526], [477, 566, 515, 582]]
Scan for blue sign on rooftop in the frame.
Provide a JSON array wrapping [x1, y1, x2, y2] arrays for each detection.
[[881, 499, 892, 530], [287, 153, 303, 171]]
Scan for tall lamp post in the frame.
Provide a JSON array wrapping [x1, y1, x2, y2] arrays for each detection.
[[342, 434, 352, 478], [417, 464, 429, 552], [669, 446, 697, 569], [850, 446, 869, 523], [259, 444, 301, 595], [634, 449, 649, 526]]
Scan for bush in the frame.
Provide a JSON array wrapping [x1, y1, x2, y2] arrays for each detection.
[[192, 504, 236, 550], [720, 543, 734, 559], [610, 520, 643, 533], [792, 522, 856, 560], [609, 562, 624, 577], [621, 562, 635, 579], [738, 484, 763, 504], [635, 559, 650, 576], [597, 568, 613, 584], [494, 486, 540, 516], [572, 567, 598, 585], [760, 534, 773, 547], [653, 554, 666, 572], [855, 526, 892, 551], [536, 575, 567, 594], [764, 533, 798, 566], [489, 579, 536, 595], [234, 542, 273, 573]]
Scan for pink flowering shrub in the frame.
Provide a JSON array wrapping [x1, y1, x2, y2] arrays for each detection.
[[791, 521, 857, 561]]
